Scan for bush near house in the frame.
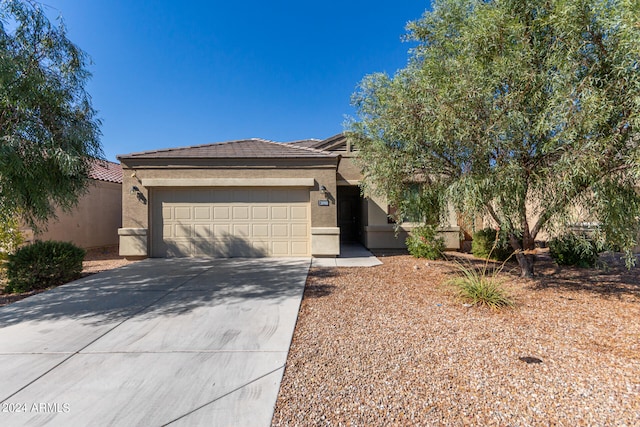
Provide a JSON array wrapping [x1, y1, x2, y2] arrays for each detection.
[[0, 218, 23, 261], [406, 224, 445, 260], [471, 228, 513, 261], [548, 232, 604, 268], [5, 241, 85, 293]]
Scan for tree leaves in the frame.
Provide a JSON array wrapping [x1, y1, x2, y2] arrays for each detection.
[[349, 0, 640, 275], [0, 0, 102, 231]]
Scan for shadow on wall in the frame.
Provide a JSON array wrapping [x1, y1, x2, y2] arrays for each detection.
[[0, 257, 309, 327]]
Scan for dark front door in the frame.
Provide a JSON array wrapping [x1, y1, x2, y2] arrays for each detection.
[[337, 186, 362, 242]]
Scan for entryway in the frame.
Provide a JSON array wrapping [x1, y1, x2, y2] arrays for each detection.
[[337, 186, 363, 243]]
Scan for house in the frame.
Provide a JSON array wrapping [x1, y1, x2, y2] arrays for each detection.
[[116, 134, 460, 259], [23, 160, 123, 249]]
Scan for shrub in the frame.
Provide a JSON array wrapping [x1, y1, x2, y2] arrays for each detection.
[[548, 232, 603, 268], [0, 217, 24, 261], [471, 228, 513, 261], [406, 224, 445, 260], [5, 240, 85, 293], [447, 261, 514, 310]]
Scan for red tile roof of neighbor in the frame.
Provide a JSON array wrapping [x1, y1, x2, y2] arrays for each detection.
[[117, 138, 339, 160], [89, 160, 122, 184]]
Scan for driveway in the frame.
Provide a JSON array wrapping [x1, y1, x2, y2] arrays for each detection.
[[0, 258, 309, 426]]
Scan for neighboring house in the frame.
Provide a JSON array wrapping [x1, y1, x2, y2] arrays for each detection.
[[117, 134, 460, 259], [23, 160, 123, 249]]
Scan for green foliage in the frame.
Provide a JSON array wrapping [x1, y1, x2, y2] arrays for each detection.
[[471, 228, 512, 261], [5, 240, 85, 293], [447, 261, 514, 310], [348, 0, 640, 277], [406, 224, 445, 260], [548, 232, 604, 268], [0, 0, 102, 231], [0, 216, 23, 261]]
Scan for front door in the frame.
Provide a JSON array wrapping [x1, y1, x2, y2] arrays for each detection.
[[337, 186, 362, 242]]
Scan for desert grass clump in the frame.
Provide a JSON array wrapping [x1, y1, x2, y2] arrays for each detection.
[[448, 263, 514, 309], [448, 234, 515, 309]]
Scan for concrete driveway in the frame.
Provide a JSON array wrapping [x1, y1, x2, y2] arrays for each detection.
[[0, 258, 309, 427]]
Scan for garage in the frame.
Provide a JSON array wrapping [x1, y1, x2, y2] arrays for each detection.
[[151, 187, 310, 257]]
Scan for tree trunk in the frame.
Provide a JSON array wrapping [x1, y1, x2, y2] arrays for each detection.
[[510, 232, 536, 278], [515, 251, 535, 278]]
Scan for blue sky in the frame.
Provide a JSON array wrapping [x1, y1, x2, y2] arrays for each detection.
[[41, 1, 432, 161]]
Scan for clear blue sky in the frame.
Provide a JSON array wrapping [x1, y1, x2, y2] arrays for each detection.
[[41, 1, 433, 162]]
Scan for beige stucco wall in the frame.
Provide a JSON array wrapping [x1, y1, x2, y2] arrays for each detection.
[[30, 180, 122, 249], [362, 193, 461, 250], [336, 154, 362, 184], [118, 158, 339, 257]]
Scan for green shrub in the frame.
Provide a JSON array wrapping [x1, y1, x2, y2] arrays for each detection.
[[471, 228, 513, 261], [5, 240, 85, 293], [0, 217, 24, 261], [447, 261, 514, 310], [406, 224, 445, 260], [548, 232, 603, 267]]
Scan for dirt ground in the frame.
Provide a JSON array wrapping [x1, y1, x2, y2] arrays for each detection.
[[272, 250, 640, 426]]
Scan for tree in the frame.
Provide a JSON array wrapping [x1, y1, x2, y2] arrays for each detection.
[[0, 0, 102, 231], [348, 0, 640, 277]]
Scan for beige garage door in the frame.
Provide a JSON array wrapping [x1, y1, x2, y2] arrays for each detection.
[[152, 187, 310, 257]]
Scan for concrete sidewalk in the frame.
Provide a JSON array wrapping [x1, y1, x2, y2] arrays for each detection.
[[0, 258, 309, 427], [312, 242, 383, 268]]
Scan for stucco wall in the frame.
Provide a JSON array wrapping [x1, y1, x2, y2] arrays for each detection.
[[362, 193, 461, 250], [31, 180, 122, 249], [337, 155, 362, 184]]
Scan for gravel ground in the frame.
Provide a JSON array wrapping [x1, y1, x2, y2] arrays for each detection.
[[272, 251, 640, 426], [0, 245, 134, 307]]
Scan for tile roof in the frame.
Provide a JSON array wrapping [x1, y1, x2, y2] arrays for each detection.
[[118, 138, 339, 160], [284, 138, 323, 148], [89, 160, 122, 184]]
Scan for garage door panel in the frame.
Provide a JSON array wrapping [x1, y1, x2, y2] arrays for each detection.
[[194, 206, 211, 220], [213, 224, 230, 237], [233, 224, 250, 237], [163, 207, 172, 220], [175, 224, 192, 238], [194, 224, 211, 237], [272, 224, 289, 238], [232, 206, 249, 220], [252, 206, 269, 220], [291, 241, 309, 256], [192, 240, 213, 256], [153, 187, 310, 257], [165, 241, 190, 257], [271, 206, 288, 220], [271, 241, 290, 256], [174, 207, 191, 220], [213, 206, 230, 219], [252, 224, 269, 238], [291, 206, 308, 220], [291, 223, 308, 237]]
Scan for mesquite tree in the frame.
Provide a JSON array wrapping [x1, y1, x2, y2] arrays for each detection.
[[349, 0, 640, 277], [0, 0, 102, 230]]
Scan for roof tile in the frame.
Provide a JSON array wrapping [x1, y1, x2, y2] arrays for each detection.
[[89, 160, 122, 184], [118, 138, 339, 160]]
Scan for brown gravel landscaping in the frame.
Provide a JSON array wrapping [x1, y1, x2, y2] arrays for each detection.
[[272, 250, 640, 426], [0, 245, 134, 307]]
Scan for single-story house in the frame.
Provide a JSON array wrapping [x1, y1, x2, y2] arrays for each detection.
[[23, 160, 123, 249], [117, 134, 460, 258]]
